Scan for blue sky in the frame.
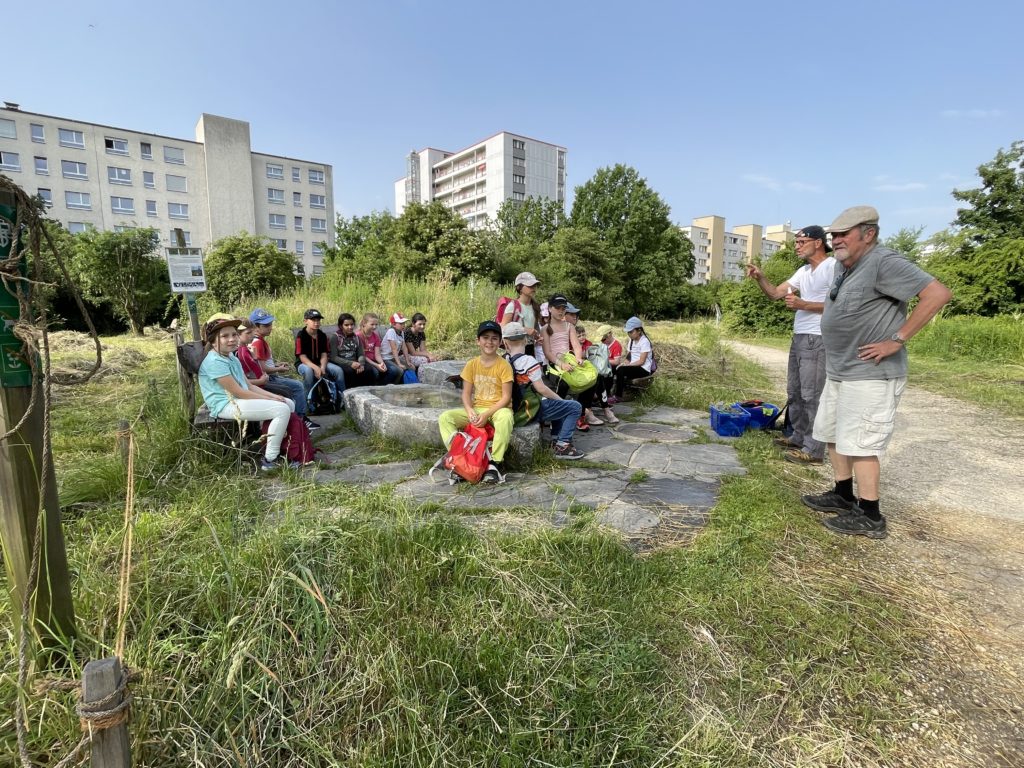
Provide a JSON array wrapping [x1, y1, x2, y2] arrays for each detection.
[[9, 0, 1023, 236]]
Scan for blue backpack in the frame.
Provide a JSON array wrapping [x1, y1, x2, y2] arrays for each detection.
[[307, 378, 340, 415]]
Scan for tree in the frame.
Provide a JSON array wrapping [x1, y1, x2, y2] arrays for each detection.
[[883, 226, 925, 263], [322, 211, 397, 284], [204, 232, 300, 307], [494, 197, 566, 246], [69, 227, 169, 335], [927, 237, 1024, 316], [570, 164, 694, 316], [533, 227, 618, 317], [392, 202, 490, 281], [721, 243, 802, 335], [952, 140, 1024, 244]]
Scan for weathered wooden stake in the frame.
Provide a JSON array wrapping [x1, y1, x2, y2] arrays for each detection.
[[82, 657, 131, 767]]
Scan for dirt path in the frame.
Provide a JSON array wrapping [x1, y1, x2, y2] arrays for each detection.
[[730, 341, 1024, 767]]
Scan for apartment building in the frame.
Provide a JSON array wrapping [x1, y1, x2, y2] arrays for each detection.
[[0, 104, 334, 276], [681, 216, 793, 284], [394, 132, 566, 227]]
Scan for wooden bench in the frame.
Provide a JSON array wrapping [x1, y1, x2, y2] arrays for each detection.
[[174, 332, 262, 463]]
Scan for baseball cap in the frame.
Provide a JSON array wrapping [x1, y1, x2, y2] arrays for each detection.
[[827, 206, 879, 233], [624, 316, 643, 332], [390, 312, 408, 324], [477, 320, 502, 338], [548, 294, 568, 308], [514, 271, 540, 287], [303, 308, 324, 320], [596, 324, 613, 339], [565, 302, 580, 314], [795, 224, 833, 252], [249, 307, 275, 325], [502, 321, 528, 340]]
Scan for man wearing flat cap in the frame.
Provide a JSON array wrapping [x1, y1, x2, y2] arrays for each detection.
[[747, 224, 836, 465], [803, 206, 952, 539]]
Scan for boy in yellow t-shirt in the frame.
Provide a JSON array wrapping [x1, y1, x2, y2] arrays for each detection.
[[438, 320, 514, 483]]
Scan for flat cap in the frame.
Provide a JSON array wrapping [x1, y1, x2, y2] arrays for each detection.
[[827, 206, 879, 233]]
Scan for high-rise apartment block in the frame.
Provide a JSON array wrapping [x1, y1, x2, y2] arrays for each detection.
[[0, 104, 334, 276], [682, 216, 794, 284], [394, 132, 566, 227]]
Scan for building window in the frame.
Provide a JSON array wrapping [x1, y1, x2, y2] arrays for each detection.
[[0, 118, 16, 139], [267, 188, 285, 204], [309, 194, 325, 209], [111, 196, 135, 214], [34, 156, 48, 175], [312, 243, 323, 257], [266, 163, 284, 179], [143, 171, 155, 188], [165, 174, 187, 193], [146, 200, 157, 216], [269, 213, 286, 229], [65, 191, 91, 210], [30, 123, 45, 143], [163, 146, 185, 165], [511, 191, 525, 201], [512, 139, 526, 150], [0, 151, 20, 171], [308, 169, 324, 184], [293, 191, 302, 206], [292, 166, 300, 182], [68, 222, 88, 234], [274, 238, 288, 251], [169, 229, 191, 246], [108, 166, 132, 185], [168, 202, 189, 219], [114, 225, 136, 233], [512, 174, 525, 184], [104, 137, 129, 155], [295, 240, 304, 254], [310, 218, 327, 233], [59, 128, 85, 148], [140, 142, 152, 159], [37, 188, 52, 208], [513, 157, 526, 169], [61, 159, 87, 179], [294, 216, 303, 230]]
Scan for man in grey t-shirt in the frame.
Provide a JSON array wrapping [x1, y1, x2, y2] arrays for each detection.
[[803, 206, 952, 539]]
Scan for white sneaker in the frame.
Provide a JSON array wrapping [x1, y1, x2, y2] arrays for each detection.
[[585, 410, 604, 426], [602, 408, 620, 424]]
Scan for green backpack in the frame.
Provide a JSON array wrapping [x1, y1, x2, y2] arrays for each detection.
[[509, 353, 543, 427]]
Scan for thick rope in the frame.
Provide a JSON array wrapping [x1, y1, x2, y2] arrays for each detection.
[[116, 430, 135, 660]]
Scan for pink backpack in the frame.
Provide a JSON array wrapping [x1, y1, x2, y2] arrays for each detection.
[[262, 413, 316, 464], [495, 296, 522, 324]]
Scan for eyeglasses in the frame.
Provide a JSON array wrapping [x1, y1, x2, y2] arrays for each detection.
[[795, 238, 815, 246], [829, 270, 847, 301]]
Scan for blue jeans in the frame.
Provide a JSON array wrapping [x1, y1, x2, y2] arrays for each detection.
[[263, 375, 307, 416], [298, 362, 346, 398], [540, 398, 582, 444], [382, 361, 403, 384]]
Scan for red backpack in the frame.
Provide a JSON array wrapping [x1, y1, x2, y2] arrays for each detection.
[[262, 413, 316, 464], [495, 296, 522, 324], [430, 423, 496, 485]]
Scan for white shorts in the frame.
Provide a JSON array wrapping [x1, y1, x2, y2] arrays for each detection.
[[812, 378, 906, 457]]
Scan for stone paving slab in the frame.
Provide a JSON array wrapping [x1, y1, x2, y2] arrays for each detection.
[[595, 500, 661, 534], [614, 422, 695, 443], [635, 406, 710, 429], [619, 475, 720, 512], [313, 460, 422, 487], [316, 429, 363, 449]]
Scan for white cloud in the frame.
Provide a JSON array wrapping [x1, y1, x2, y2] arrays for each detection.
[[940, 109, 1003, 119], [874, 182, 928, 192], [787, 181, 823, 193], [742, 174, 782, 192]]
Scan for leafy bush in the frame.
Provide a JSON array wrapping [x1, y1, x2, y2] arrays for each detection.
[[204, 232, 301, 307], [721, 246, 801, 336]]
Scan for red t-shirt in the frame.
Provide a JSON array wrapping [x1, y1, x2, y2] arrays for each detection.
[[357, 330, 382, 362], [608, 339, 623, 362], [581, 339, 593, 353], [236, 345, 262, 379], [251, 336, 273, 362]]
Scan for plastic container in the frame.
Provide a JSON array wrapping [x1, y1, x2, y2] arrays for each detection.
[[734, 401, 780, 430], [710, 404, 751, 437]]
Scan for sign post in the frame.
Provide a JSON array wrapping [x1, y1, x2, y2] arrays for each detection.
[[166, 233, 205, 341], [0, 190, 76, 650]]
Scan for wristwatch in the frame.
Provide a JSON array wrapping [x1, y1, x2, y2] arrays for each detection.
[[890, 332, 906, 345]]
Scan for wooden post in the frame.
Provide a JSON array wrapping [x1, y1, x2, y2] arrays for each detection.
[[172, 228, 201, 342], [82, 657, 131, 767], [0, 189, 76, 650]]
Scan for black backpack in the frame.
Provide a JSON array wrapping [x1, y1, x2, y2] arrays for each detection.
[[307, 378, 340, 415]]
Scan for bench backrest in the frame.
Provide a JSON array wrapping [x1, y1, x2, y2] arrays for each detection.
[[177, 341, 206, 376]]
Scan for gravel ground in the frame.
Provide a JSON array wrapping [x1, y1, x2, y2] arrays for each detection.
[[730, 341, 1024, 767]]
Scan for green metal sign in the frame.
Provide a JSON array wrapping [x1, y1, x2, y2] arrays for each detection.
[[0, 199, 31, 388]]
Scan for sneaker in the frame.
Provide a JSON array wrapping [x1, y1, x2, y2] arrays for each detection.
[[585, 410, 604, 426], [303, 417, 322, 431], [482, 463, 504, 484], [823, 511, 888, 539], [602, 408, 620, 425], [773, 435, 799, 448], [553, 442, 585, 460], [260, 456, 302, 472], [801, 490, 856, 514], [575, 416, 590, 432], [783, 449, 823, 465]]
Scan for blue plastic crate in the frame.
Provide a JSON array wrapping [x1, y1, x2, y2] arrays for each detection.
[[733, 401, 780, 430], [710, 404, 751, 437]]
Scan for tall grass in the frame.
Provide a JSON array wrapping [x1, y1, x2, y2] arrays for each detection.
[[912, 313, 1024, 363]]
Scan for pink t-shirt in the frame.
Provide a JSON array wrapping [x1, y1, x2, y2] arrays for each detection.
[[358, 330, 382, 362]]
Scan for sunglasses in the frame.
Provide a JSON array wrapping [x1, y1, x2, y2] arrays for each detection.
[[829, 270, 847, 301]]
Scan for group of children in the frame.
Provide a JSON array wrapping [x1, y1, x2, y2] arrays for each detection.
[[440, 272, 656, 482]]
